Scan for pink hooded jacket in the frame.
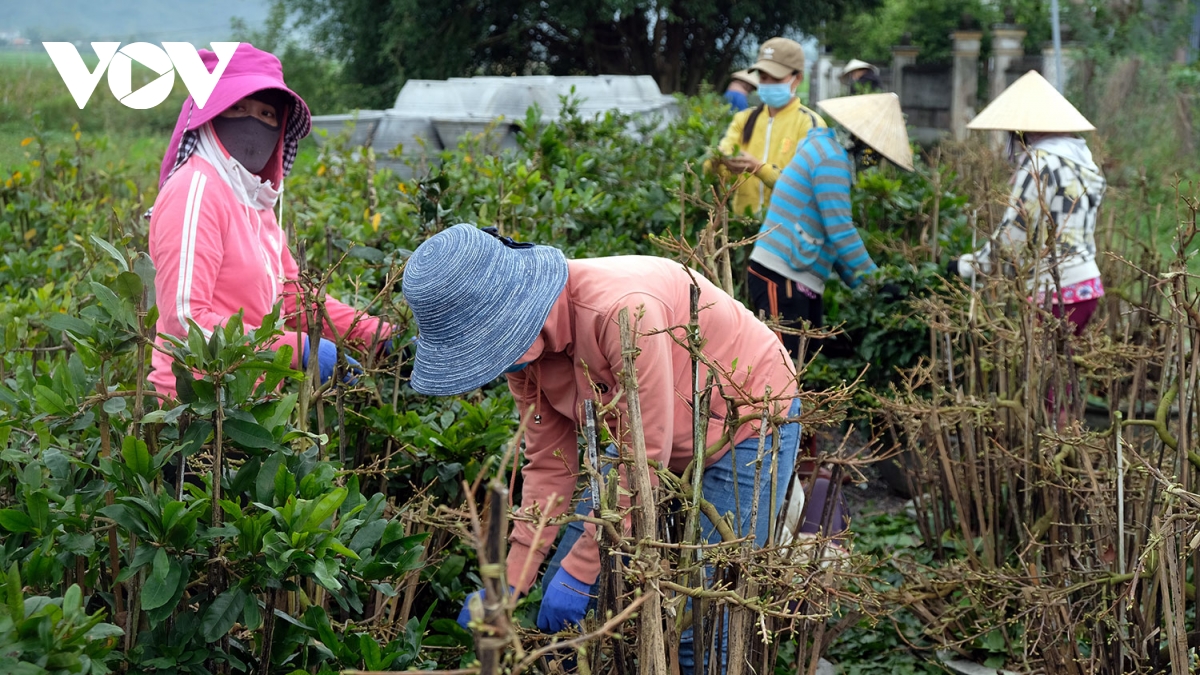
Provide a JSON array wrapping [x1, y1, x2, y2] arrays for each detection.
[[148, 44, 388, 397]]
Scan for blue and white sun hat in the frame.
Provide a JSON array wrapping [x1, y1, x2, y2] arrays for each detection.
[[402, 223, 569, 395]]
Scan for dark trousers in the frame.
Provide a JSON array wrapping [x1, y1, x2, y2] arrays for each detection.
[[746, 261, 824, 362], [746, 262, 848, 490]]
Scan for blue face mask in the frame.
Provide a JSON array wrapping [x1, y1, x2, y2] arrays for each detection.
[[505, 361, 530, 374], [758, 82, 794, 108]]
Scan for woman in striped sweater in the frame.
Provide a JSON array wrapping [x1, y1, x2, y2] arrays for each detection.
[[747, 93, 914, 361], [747, 93, 913, 534]]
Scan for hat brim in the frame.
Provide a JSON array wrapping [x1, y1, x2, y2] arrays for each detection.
[[408, 244, 568, 396], [966, 70, 1094, 132], [750, 60, 794, 80], [818, 93, 914, 172], [840, 60, 880, 78], [189, 73, 312, 139], [730, 69, 759, 87]]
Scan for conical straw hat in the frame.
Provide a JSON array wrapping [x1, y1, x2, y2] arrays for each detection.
[[818, 93, 914, 171], [730, 69, 759, 87], [967, 70, 1094, 132], [840, 59, 880, 78]]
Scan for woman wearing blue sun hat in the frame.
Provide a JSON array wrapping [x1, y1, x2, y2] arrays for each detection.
[[402, 224, 816, 670]]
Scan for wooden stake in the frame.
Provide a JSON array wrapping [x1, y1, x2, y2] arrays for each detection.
[[618, 307, 668, 675]]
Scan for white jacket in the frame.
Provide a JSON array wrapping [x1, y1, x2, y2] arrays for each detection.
[[958, 136, 1106, 291]]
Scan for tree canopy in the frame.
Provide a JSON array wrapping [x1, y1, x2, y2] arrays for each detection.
[[277, 0, 880, 108]]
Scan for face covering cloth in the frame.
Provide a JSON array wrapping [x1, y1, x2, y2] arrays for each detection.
[[193, 122, 280, 211], [211, 115, 280, 175], [758, 82, 794, 108]]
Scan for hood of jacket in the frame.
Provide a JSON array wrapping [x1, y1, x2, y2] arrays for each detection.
[[1029, 135, 1100, 174], [157, 42, 311, 190]]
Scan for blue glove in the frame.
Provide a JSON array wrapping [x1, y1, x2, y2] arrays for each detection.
[[457, 586, 516, 631], [389, 334, 418, 361], [457, 589, 485, 631], [536, 568, 592, 632], [302, 338, 362, 384]]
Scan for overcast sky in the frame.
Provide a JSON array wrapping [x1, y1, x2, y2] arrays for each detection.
[[0, 0, 270, 43]]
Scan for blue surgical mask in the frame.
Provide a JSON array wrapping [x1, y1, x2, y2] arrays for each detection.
[[505, 361, 530, 374], [758, 82, 794, 108]]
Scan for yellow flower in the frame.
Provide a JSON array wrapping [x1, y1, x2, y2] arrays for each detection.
[[317, 164, 326, 177], [397, 182, 408, 194], [464, 154, 473, 164], [12, 171, 21, 182], [31, 160, 39, 168], [24, 229, 36, 242], [3, 179, 10, 189], [363, 208, 370, 220], [20, 137, 33, 147], [52, 244, 64, 252], [371, 212, 382, 231], [74, 131, 81, 141]]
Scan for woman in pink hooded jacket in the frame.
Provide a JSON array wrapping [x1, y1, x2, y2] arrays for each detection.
[[148, 43, 389, 396]]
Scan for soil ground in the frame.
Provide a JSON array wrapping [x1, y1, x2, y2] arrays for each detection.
[[813, 425, 910, 520]]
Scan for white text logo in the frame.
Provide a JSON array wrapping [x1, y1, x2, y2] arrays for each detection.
[[43, 42, 239, 109]]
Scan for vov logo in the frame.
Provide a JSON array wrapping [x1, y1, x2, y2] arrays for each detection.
[[43, 42, 239, 110]]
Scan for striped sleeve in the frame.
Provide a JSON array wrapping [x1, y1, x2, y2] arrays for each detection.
[[763, 152, 811, 230], [149, 168, 229, 340], [815, 153, 876, 286]]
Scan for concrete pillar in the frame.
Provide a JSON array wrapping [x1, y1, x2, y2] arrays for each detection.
[[891, 43, 920, 103], [950, 30, 982, 141], [829, 59, 846, 97], [1042, 41, 1080, 91], [989, 24, 1027, 101], [809, 57, 820, 103], [811, 52, 836, 104]]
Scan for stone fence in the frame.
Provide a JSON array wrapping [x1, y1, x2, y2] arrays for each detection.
[[810, 25, 1082, 142]]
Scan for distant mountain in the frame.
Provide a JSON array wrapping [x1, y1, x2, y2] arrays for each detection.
[[1, 0, 270, 43]]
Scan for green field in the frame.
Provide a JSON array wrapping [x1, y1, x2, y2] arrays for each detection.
[[0, 48, 185, 170]]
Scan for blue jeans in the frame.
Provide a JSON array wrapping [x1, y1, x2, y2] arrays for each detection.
[[541, 398, 801, 672]]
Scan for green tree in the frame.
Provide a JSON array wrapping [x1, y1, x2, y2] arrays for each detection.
[[821, 0, 999, 64], [275, 0, 880, 108], [233, 4, 370, 114], [821, 0, 1193, 67]]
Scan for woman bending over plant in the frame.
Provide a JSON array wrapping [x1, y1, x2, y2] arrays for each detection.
[[402, 223, 800, 671]]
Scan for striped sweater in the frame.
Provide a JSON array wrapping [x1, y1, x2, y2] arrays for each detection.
[[749, 128, 876, 294]]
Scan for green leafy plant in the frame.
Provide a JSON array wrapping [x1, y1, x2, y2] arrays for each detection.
[[0, 564, 123, 675], [820, 513, 947, 675]]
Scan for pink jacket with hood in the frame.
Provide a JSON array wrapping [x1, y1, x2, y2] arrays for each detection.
[[148, 44, 388, 397]]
